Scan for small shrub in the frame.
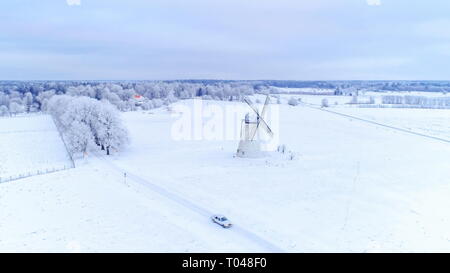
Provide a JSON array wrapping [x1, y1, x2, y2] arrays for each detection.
[[288, 97, 298, 106]]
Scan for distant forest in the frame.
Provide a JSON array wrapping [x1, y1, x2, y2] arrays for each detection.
[[1, 80, 449, 116]]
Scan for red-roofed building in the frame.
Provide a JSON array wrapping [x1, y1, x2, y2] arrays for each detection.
[[133, 94, 145, 106]]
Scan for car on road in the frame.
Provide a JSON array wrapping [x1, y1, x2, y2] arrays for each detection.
[[211, 215, 232, 228]]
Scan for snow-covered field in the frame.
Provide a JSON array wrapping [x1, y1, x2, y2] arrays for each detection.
[[1, 98, 450, 252], [278, 90, 450, 107], [0, 115, 73, 182], [329, 107, 450, 142]]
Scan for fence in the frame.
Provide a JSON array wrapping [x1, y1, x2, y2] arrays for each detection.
[[0, 112, 44, 120], [0, 115, 76, 184], [0, 165, 72, 184]]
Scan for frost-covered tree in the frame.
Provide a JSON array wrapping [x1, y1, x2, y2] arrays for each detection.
[[288, 97, 299, 106], [66, 85, 96, 98], [48, 95, 128, 156], [65, 120, 93, 154], [9, 102, 24, 116], [47, 95, 73, 130], [0, 92, 9, 107], [8, 91, 22, 104], [0, 105, 9, 116], [164, 90, 178, 105], [152, 98, 164, 108], [95, 102, 128, 155], [100, 89, 122, 109], [141, 100, 154, 110], [382, 95, 403, 105], [36, 90, 56, 111], [23, 92, 34, 112]]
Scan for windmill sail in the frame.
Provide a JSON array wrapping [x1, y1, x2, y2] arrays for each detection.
[[260, 95, 270, 118], [237, 95, 275, 158], [244, 96, 274, 140], [250, 95, 271, 140]]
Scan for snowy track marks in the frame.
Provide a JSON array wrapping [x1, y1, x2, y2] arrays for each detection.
[[303, 103, 450, 144]]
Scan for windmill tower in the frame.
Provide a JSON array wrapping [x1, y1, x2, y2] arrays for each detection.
[[236, 95, 274, 158]]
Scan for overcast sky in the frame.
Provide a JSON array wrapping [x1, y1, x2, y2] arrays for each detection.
[[1, 0, 450, 80]]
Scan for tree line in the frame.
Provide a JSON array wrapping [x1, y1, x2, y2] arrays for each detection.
[[0, 81, 261, 116], [48, 95, 128, 156], [382, 95, 450, 108]]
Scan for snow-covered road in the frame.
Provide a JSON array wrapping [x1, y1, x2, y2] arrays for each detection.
[[93, 151, 285, 253]]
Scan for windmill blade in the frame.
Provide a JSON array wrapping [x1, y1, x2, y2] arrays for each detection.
[[260, 95, 270, 119], [251, 97, 268, 140], [243, 97, 258, 139], [244, 97, 260, 117], [257, 116, 274, 138], [251, 116, 274, 140], [243, 97, 256, 112], [244, 97, 274, 140], [243, 97, 274, 139]]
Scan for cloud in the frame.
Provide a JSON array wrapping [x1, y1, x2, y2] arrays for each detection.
[[366, 0, 381, 6], [66, 0, 81, 6]]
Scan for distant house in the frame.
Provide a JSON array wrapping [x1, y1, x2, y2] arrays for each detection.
[[133, 95, 145, 106]]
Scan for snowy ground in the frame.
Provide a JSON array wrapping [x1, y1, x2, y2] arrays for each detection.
[[0, 157, 273, 252], [278, 90, 450, 106], [0, 115, 73, 182], [1, 98, 450, 252], [328, 107, 450, 142]]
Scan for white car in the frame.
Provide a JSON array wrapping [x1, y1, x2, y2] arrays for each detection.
[[211, 215, 232, 228]]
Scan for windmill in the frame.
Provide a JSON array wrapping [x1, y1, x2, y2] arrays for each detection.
[[236, 95, 274, 158]]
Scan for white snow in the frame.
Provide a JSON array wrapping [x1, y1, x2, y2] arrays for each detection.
[[0, 115, 73, 182], [329, 107, 450, 141], [1, 98, 450, 252], [278, 90, 450, 107]]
